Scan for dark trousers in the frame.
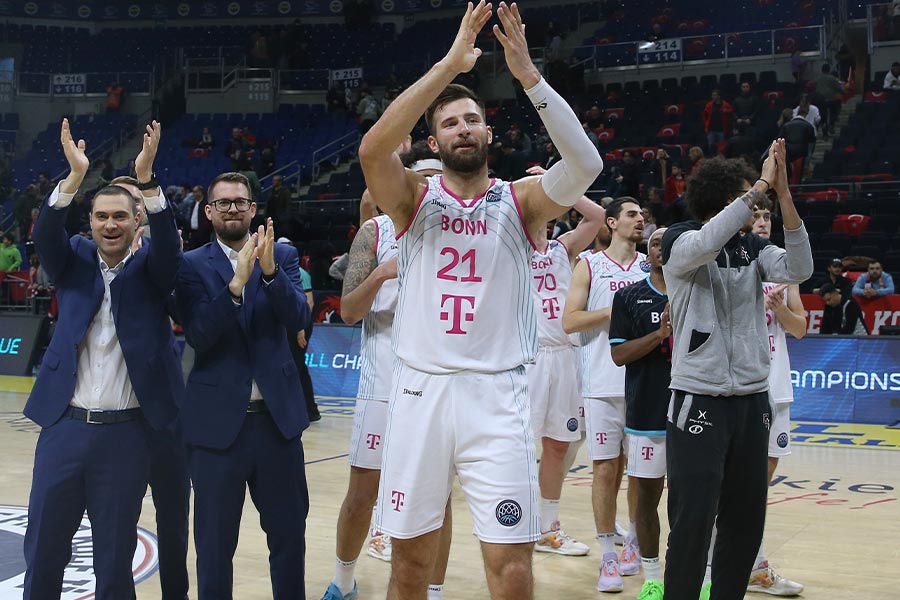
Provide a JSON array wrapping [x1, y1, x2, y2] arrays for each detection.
[[289, 324, 319, 419], [822, 99, 841, 134], [190, 411, 308, 600], [663, 391, 770, 600], [24, 417, 150, 600], [148, 424, 192, 600]]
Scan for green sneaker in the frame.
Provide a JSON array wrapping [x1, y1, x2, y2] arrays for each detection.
[[637, 580, 664, 600], [699, 581, 711, 600]]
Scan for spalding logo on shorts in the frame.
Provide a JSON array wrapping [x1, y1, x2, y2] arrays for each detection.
[[777, 432, 789, 448], [566, 418, 579, 432], [640, 260, 651, 273], [495, 500, 522, 527]]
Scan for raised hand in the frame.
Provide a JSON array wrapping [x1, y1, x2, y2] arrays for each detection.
[[229, 233, 259, 298], [526, 165, 547, 176], [60, 118, 89, 176], [443, 1, 493, 74], [760, 139, 779, 189], [494, 2, 541, 88], [257, 218, 277, 277], [134, 120, 162, 183], [770, 138, 790, 198]]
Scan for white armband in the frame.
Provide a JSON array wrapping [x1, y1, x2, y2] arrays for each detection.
[[525, 78, 603, 207]]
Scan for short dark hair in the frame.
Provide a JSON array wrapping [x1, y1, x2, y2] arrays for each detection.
[[605, 196, 640, 231], [753, 194, 774, 212], [424, 84, 485, 133], [818, 282, 837, 296], [868, 259, 882, 267], [93, 185, 138, 215], [893, 61, 900, 68], [110, 175, 139, 187], [208, 172, 251, 200], [685, 156, 758, 222], [2, 232, 14, 243], [400, 140, 441, 168]]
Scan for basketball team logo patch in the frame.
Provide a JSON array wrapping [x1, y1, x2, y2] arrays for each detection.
[[0, 505, 159, 598], [777, 432, 789, 448], [566, 418, 579, 432], [639, 259, 651, 273], [495, 500, 522, 527]]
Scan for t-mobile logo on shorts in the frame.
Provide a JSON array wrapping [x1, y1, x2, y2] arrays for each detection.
[[439, 294, 476, 335], [641, 446, 654, 460], [391, 490, 406, 512], [365, 433, 382, 450], [595, 432, 607, 445]]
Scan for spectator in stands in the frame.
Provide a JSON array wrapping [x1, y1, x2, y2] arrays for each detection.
[[884, 61, 900, 90], [646, 22, 665, 42], [225, 127, 249, 171], [0, 232, 22, 272], [812, 258, 854, 298], [357, 88, 381, 135], [327, 81, 347, 115], [184, 186, 213, 250], [646, 186, 673, 226], [585, 104, 604, 130], [815, 64, 845, 138], [38, 172, 53, 197], [197, 127, 213, 149], [15, 184, 41, 233], [641, 206, 658, 246], [105, 81, 123, 113], [25, 207, 39, 257], [64, 193, 88, 238], [614, 149, 641, 198], [241, 126, 257, 148], [665, 163, 687, 204], [507, 127, 532, 154], [732, 82, 760, 131], [583, 122, 602, 151], [542, 141, 562, 169], [778, 108, 816, 168], [646, 147, 672, 191], [702, 89, 733, 153], [258, 145, 276, 178], [853, 260, 895, 298], [268, 175, 292, 224], [791, 50, 807, 89], [686, 146, 705, 173], [836, 44, 853, 80], [819, 283, 868, 334], [792, 95, 821, 135], [27, 254, 52, 299], [552, 208, 581, 239], [724, 123, 759, 160]]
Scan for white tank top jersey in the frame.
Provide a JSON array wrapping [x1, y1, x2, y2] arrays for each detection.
[[394, 175, 538, 374], [763, 281, 794, 403], [578, 250, 648, 397], [357, 215, 399, 400], [531, 239, 574, 347]]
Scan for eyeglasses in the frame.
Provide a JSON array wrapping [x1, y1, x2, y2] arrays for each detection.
[[211, 198, 251, 212]]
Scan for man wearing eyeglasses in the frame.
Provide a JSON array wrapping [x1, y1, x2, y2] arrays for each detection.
[[175, 171, 312, 599]]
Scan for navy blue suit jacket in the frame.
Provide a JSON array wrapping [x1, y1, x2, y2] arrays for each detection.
[[25, 195, 185, 431], [176, 241, 311, 450]]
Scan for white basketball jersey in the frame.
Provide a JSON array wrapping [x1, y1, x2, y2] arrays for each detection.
[[358, 216, 399, 401], [531, 239, 574, 347], [763, 281, 793, 403], [578, 250, 648, 397], [394, 175, 537, 374]]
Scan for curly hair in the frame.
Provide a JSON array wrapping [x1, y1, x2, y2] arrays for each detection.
[[685, 156, 758, 221]]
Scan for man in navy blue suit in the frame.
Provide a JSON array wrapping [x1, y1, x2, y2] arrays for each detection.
[[176, 171, 311, 599], [24, 119, 183, 599]]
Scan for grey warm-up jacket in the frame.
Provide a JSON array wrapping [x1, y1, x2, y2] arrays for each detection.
[[661, 198, 813, 397]]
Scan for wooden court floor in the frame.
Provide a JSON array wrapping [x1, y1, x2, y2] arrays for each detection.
[[1, 390, 898, 599]]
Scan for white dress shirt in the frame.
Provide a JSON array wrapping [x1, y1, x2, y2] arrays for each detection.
[[216, 237, 264, 401], [885, 70, 900, 90], [48, 182, 168, 411]]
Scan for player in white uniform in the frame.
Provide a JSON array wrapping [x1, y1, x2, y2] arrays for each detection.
[[323, 154, 449, 600], [524, 165, 605, 556], [357, 3, 603, 598], [563, 197, 647, 593]]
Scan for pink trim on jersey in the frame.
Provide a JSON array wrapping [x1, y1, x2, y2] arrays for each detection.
[[601, 250, 638, 271], [510, 182, 539, 251], [395, 184, 430, 240], [439, 176, 496, 208], [556, 237, 569, 255], [369, 217, 379, 256]]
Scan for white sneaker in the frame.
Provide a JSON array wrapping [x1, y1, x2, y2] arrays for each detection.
[[614, 520, 628, 545], [618, 539, 640, 576], [747, 561, 804, 596], [535, 529, 590, 556], [367, 533, 392, 562]]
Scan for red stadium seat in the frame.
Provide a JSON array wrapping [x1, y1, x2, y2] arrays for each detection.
[[597, 129, 615, 142], [664, 104, 685, 116], [657, 124, 681, 138], [864, 91, 887, 103], [832, 214, 871, 236], [604, 108, 625, 121]]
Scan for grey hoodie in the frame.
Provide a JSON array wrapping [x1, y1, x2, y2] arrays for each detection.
[[661, 199, 813, 397]]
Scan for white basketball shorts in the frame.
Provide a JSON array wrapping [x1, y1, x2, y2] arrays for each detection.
[[585, 396, 626, 461], [526, 345, 583, 443], [768, 401, 792, 458], [626, 434, 666, 479], [348, 397, 389, 470], [375, 362, 540, 543]]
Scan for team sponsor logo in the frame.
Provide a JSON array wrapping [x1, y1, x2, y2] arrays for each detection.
[[639, 259, 651, 273], [128, 4, 140, 17], [566, 418, 578, 432], [636, 298, 653, 304], [495, 499, 522, 527], [177, 3, 190, 16], [641, 446, 654, 460], [391, 490, 406, 511], [77, 4, 91, 18], [329, 0, 343, 13], [402, 388, 422, 397], [381, 0, 395, 11], [777, 432, 789, 448], [278, 1, 292, 14], [763, 412, 771, 431], [534, 101, 548, 111], [0, 505, 158, 598], [365, 433, 382, 450], [227, 2, 241, 15], [688, 409, 713, 435], [688, 424, 703, 434], [24, 2, 37, 15]]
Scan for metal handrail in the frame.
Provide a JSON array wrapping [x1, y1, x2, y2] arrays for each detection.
[[311, 131, 361, 181], [260, 160, 302, 195]]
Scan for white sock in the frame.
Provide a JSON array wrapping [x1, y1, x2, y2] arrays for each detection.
[[627, 520, 638, 544], [540, 497, 561, 533], [596, 532, 616, 556], [704, 523, 716, 584], [427, 584, 444, 600], [703, 564, 712, 585], [333, 557, 356, 595], [641, 556, 662, 582], [755, 540, 767, 570]]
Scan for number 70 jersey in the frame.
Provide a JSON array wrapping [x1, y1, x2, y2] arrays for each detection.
[[393, 175, 538, 374]]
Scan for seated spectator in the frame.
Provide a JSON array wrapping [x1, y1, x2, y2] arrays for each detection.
[[584, 105, 604, 130], [28, 254, 52, 296], [732, 82, 760, 131], [702, 89, 733, 153], [646, 148, 672, 191], [37, 172, 53, 197], [552, 208, 581, 239], [646, 186, 673, 226], [197, 127, 213, 149], [813, 258, 854, 298], [641, 205, 658, 243], [225, 127, 249, 170], [884, 61, 900, 90], [686, 146, 705, 173], [664, 163, 686, 204], [614, 150, 641, 198], [241, 126, 257, 147], [542, 142, 561, 169], [506, 127, 532, 154], [853, 260, 895, 298], [815, 64, 845, 138], [724, 123, 758, 159], [819, 283, 869, 334], [0, 233, 22, 272]]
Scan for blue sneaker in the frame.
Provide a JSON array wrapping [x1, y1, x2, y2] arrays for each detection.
[[321, 581, 358, 600]]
